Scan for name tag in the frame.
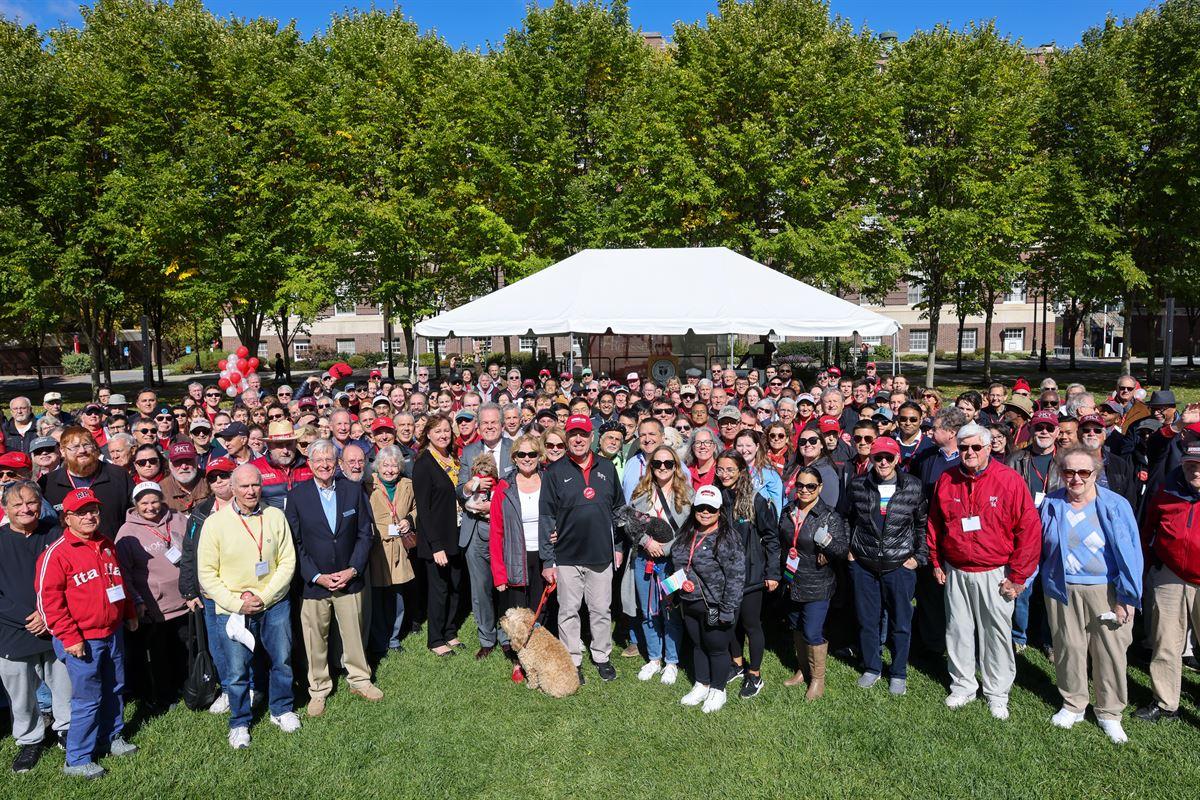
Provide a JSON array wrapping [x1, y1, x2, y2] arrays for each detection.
[[1034, 492, 1045, 508], [661, 568, 687, 594], [106, 585, 125, 603], [387, 523, 401, 538], [785, 551, 801, 574], [254, 560, 270, 578], [342, 509, 356, 517], [962, 516, 982, 532], [165, 546, 183, 564]]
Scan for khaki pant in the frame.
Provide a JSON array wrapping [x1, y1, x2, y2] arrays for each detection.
[[944, 564, 1016, 703], [1046, 582, 1132, 720], [1148, 565, 1200, 712], [557, 564, 613, 667], [300, 591, 372, 700]]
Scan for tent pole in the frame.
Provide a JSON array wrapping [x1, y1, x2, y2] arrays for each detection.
[[892, 332, 898, 377]]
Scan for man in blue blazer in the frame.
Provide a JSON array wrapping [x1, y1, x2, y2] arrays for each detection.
[[457, 403, 513, 659], [285, 439, 381, 717]]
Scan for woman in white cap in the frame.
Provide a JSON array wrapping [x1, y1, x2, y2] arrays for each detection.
[[115, 481, 190, 711]]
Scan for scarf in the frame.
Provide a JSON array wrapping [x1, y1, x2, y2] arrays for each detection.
[[430, 447, 460, 486], [381, 476, 398, 502]]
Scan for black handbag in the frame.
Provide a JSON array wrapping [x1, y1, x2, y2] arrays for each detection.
[[182, 607, 222, 711]]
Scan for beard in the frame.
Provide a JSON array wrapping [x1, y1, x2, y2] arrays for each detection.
[[171, 464, 198, 484], [65, 451, 98, 476], [270, 448, 296, 467]]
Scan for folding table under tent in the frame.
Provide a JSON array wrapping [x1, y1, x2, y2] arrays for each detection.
[[414, 246, 902, 373]]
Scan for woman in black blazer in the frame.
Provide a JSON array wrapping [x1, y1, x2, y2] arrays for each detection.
[[411, 414, 463, 656]]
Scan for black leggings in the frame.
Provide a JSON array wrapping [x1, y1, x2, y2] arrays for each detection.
[[732, 587, 765, 671], [681, 601, 734, 690], [500, 551, 545, 615]]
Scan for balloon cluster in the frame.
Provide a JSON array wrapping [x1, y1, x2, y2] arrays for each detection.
[[216, 346, 260, 398]]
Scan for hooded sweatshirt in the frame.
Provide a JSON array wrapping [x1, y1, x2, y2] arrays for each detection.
[[115, 506, 189, 623]]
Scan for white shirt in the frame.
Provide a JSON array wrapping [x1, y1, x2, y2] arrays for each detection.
[[519, 488, 540, 552]]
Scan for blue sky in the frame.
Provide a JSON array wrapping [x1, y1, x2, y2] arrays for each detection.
[[8, 0, 1155, 48]]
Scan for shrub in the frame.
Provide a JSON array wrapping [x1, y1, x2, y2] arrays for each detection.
[[61, 352, 93, 375], [169, 350, 226, 375]]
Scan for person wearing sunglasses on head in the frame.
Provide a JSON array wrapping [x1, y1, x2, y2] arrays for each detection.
[[779, 465, 848, 699], [843, 437, 926, 695], [927, 423, 1042, 721], [1038, 446, 1142, 745]]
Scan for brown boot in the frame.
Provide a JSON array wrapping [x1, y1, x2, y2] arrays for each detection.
[[805, 642, 828, 701], [783, 632, 807, 687]]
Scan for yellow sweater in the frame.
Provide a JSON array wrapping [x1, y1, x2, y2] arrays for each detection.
[[197, 503, 296, 614]]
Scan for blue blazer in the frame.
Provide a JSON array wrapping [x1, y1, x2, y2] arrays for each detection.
[[1038, 486, 1144, 609], [285, 478, 374, 599]]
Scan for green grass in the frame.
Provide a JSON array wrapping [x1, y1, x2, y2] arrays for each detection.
[[6, 619, 1200, 798]]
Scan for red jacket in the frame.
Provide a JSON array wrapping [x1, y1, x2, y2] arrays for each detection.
[[35, 531, 134, 648], [1141, 474, 1200, 584], [926, 460, 1042, 584]]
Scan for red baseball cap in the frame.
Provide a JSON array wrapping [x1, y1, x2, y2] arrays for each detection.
[[62, 487, 101, 513], [205, 456, 237, 476], [817, 415, 841, 434], [827, 366, 842, 377], [169, 441, 198, 462], [1030, 410, 1059, 428], [371, 417, 395, 433], [869, 437, 901, 458], [0, 451, 32, 471], [369, 369, 382, 379], [564, 414, 593, 434], [538, 369, 551, 377], [1078, 413, 1105, 429], [1013, 378, 1031, 393]]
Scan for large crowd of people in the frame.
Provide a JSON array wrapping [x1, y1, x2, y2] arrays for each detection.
[[0, 358, 1196, 776]]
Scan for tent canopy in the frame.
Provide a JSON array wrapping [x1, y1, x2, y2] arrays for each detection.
[[414, 247, 900, 338]]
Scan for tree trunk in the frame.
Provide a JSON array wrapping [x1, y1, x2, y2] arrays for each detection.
[[955, 310, 965, 372], [154, 305, 165, 385], [1066, 302, 1077, 371], [925, 301, 941, 389], [503, 336, 512, 369], [193, 318, 202, 372], [983, 303, 995, 384], [33, 329, 45, 390], [1185, 306, 1198, 368], [1120, 293, 1135, 375], [1147, 315, 1159, 382], [401, 323, 415, 380], [227, 306, 266, 358]]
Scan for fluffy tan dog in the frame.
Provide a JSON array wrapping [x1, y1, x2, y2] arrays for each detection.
[[499, 607, 580, 698]]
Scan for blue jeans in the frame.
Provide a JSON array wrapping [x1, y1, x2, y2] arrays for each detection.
[[632, 555, 682, 664], [787, 598, 832, 646], [36, 681, 52, 713], [220, 598, 293, 729], [1012, 577, 1044, 646], [53, 631, 125, 767], [851, 561, 917, 679], [369, 585, 406, 655]]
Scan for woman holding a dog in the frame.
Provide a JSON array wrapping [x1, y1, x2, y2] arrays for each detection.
[[674, 484, 745, 713], [628, 445, 692, 686]]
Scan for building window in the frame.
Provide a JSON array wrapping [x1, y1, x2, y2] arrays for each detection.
[[906, 283, 924, 306], [571, 336, 585, 357], [958, 329, 977, 351], [333, 286, 356, 316], [1004, 283, 1026, 304], [861, 336, 882, 347], [474, 337, 492, 356], [519, 336, 537, 353], [257, 341, 269, 358], [908, 329, 929, 353], [293, 340, 311, 360], [424, 339, 439, 354], [1002, 328, 1025, 352], [336, 339, 356, 356], [380, 339, 406, 355]]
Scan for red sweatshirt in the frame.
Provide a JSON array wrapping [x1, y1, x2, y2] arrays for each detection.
[[35, 531, 135, 648], [926, 460, 1042, 584], [1142, 476, 1200, 584]]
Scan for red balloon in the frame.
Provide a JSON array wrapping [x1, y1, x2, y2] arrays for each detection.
[[218, 359, 227, 370], [228, 370, 242, 383], [247, 357, 260, 371], [218, 377, 230, 389], [236, 346, 249, 359]]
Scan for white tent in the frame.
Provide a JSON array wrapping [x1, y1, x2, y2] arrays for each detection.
[[415, 247, 899, 338]]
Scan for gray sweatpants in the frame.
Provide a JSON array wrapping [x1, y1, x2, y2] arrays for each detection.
[[0, 651, 72, 745], [944, 564, 1017, 704], [557, 564, 614, 666]]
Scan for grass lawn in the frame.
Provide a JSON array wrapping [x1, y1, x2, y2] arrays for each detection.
[[5, 617, 1200, 798]]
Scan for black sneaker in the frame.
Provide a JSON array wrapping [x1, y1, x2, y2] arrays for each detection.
[[729, 663, 745, 683], [596, 661, 617, 682], [739, 673, 764, 699], [576, 667, 586, 685], [12, 741, 44, 773], [1133, 704, 1179, 723], [1184, 655, 1199, 672]]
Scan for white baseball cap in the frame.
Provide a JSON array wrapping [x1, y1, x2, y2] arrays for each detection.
[[693, 485, 723, 511]]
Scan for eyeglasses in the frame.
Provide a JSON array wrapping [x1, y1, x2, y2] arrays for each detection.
[[1032, 424, 1056, 433], [513, 450, 538, 459], [922, 393, 937, 399], [544, 442, 565, 450], [63, 443, 95, 453], [0, 469, 22, 479], [719, 419, 739, 426], [268, 413, 285, 421], [768, 432, 788, 440], [650, 459, 676, 470], [797, 436, 820, 446], [1080, 426, 1104, 436], [853, 435, 876, 444], [135, 458, 159, 466], [693, 440, 714, 448], [278, 391, 292, 397], [872, 453, 896, 463], [317, 403, 332, 410], [1062, 468, 1094, 479], [957, 443, 985, 453], [1116, 385, 1135, 392], [68, 508, 100, 518], [796, 482, 820, 492], [898, 415, 920, 423]]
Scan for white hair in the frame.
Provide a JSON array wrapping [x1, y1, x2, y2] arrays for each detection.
[[956, 422, 993, 446]]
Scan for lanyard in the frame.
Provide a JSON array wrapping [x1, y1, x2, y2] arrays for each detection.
[[237, 513, 265, 561], [147, 520, 173, 548], [1030, 449, 1054, 492], [685, 530, 713, 573], [790, 505, 814, 550]]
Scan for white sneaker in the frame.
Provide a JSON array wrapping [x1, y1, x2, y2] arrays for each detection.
[[638, 660, 662, 681], [660, 663, 679, 686], [945, 692, 975, 709], [1098, 719, 1128, 744], [208, 693, 230, 714], [680, 681, 709, 706], [228, 727, 250, 749], [270, 711, 301, 733], [989, 702, 1009, 721], [702, 688, 727, 714], [1051, 708, 1085, 729]]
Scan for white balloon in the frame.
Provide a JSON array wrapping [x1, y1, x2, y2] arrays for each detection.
[[226, 386, 237, 397]]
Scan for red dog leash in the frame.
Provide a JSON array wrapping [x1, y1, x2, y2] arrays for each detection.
[[530, 581, 557, 633]]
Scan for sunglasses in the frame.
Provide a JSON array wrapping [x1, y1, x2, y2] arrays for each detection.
[[268, 413, 285, 421], [653, 408, 674, 416], [1062, 468, 1094, 479], [299, 440, 315, 448], [898, 416, 920, 423], [208, 472, 231, 481], [278, 391, 292, 396], [694, 505, 720, 514], [544, 442, 566, 450], [797, 436, 820, 446], [82, 408, 101, 415], [513, 450, 538, 459], [1032, 424, 1056, 433], [769, 381, 782, 387], [768, 432, 788, 440], [796, 482, 820, 492], [923, 393, 937, 399], [853, 435, 876, 444], [193, 429, 212, 436], [675, 424, 692, 432], [155, 415, 172, 421], [957, 443, 985, 453], [136, 428, 155, 435], [0, 469, 22, 479], [205, 393, 221, 398], [135, 458, 159, 466], [1081, 426, 1104, 435], [318, 403, 332, 409], [1117, 386, 1135, 392], [872, 453, 896, 463], [650, 459, 676, 470], [31, 448, 56, 456]]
